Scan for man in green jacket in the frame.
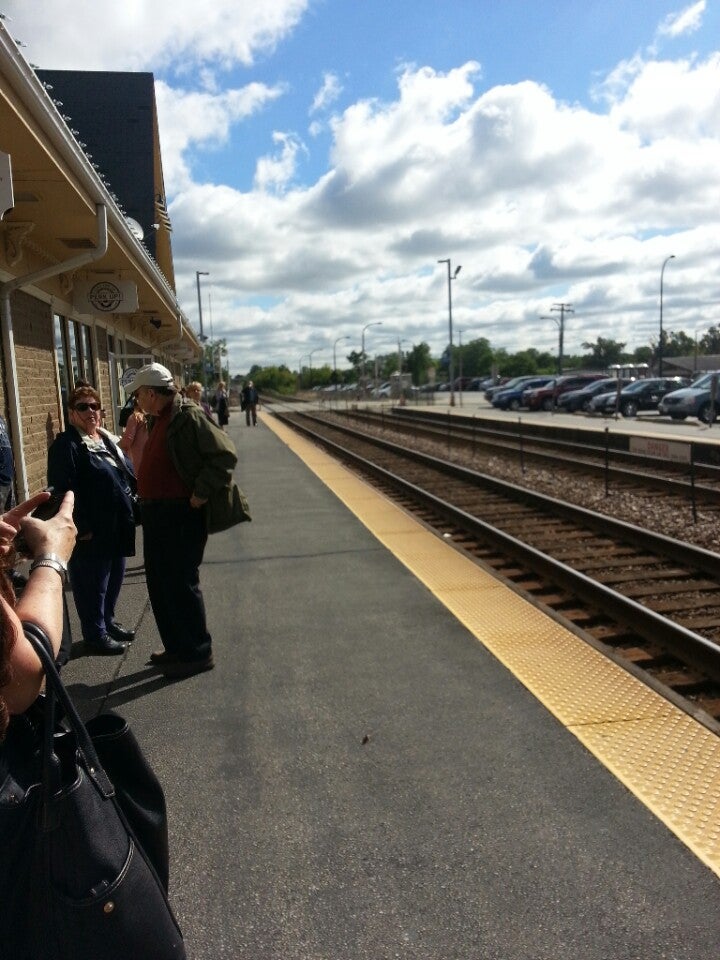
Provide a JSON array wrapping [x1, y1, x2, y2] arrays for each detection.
[[125, 362, 239, 678]]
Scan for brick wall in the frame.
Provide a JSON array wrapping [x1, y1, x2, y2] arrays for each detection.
[[10, 290, 61, 492]]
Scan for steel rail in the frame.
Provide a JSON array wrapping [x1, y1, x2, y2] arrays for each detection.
[[290, 410, 720, 578], [276, 411, 720, 683]]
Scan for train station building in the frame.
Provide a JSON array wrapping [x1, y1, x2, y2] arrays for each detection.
[[0, 22, 199, 501]]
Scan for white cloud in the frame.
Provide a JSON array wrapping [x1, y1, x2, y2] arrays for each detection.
[[310, 72, 343, 115], [254, 133, 306, 192], [156, 81, 287, 191], [8, 1, 720, 372], [167, 54, 720, 370], [3, 0, 309, 70], [657, 1, 706, 39]]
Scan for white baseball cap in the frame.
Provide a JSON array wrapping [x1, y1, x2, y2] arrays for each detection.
[[124, 362, 175, 393]]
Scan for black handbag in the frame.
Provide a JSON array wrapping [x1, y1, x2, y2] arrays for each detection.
[[0, 622, 186, 959]]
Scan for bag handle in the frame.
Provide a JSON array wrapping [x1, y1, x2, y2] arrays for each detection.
[[22, 620, 114, 800]]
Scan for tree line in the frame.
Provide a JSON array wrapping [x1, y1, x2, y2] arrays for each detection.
[[233, 325, 720, 395]]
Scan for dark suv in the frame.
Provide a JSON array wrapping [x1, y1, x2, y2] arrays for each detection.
[[592, 377, 691, 417], [525, 374, 606, 411], [556, 377, 633, 413]]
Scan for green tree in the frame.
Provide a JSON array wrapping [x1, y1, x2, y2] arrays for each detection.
[[456, 337, 494, 379], [700, 326, 720, 354], [251, 365, 296, 394], [405, 342, 434, 385], [664, 330, 695, 357], [581, 337, 626, 369], [632, 345, 654, 365], [188, 338, 229, 385]]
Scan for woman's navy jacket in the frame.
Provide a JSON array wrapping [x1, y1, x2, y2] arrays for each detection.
[[47, 426, 136, 557]]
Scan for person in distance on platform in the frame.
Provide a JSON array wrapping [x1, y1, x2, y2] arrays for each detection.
[[125, 362, 238, 679], [214, 381, 230, 431], [240, 380, 259, 426], [47, 384, 137, 656]]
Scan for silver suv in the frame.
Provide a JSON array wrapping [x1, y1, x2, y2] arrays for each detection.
[[658, 371, 720, 422]]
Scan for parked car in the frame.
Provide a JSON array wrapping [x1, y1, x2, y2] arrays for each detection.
[[492, 376, 554, 411], [484, 375, 534, 402], [556, 377, 633, 413], [371, 381, 391, 397], [591, 377, 690, 417], [658, 371, 720, 422], [524, 374, 606, 411], [468, 376, 495, 391]]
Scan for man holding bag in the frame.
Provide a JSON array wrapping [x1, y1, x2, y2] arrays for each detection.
[[124, 363, 250, 679]]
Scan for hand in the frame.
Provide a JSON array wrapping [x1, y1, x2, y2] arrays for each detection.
[[189, 494, 208, 509], [0, 491, 54, 557], [18, 491, 77, 563]]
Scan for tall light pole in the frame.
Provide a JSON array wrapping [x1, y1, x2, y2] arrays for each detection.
[[298, 353, 310, 391], [308, 347, 322, 389], [196, 270, 209, 387], [334, 335, 351, 396], [361, 322, 383, 396], [438, 259, 461, 406], [659, 255, 675, 377], [457, 330, 465, 407], [397, 338, 412, 404], [540, 302, 573, 375]]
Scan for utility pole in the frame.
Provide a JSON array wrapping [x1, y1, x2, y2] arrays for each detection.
[[540, 303, 573, 374]]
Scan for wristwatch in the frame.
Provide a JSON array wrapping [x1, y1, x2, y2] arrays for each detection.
[[29, 553, 68, 581]]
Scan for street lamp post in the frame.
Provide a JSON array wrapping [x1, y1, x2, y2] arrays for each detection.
[[196, 270, 209, 387], [438, 259, 461, 407], [361, 322, 383, 396], [540, 302, 573, 375], [397, 338, 411, 404], [457, 330, 464, 407], [659, 255, 675, 377], [334, 335, 351, 398], [308, 347, 322, 389], [298, 353, 310, 391]]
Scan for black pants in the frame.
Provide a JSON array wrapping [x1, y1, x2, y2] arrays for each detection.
[[141, 500, 212, 661]]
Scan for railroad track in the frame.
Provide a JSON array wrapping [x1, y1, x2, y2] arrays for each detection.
[[274, 409, 720, 731], [330, 406, 720, 507]]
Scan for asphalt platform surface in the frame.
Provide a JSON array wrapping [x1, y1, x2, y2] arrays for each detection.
[[59, 412, 720, 959]]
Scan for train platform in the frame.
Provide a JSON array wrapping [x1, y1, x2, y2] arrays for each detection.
[[59, 410, 720, 959]]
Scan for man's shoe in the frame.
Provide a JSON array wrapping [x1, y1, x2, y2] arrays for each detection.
[[86, 634, 127, 656], [108, 620, 136, 642], [159, 653, 214, 678], [149, 650, 180, 665]]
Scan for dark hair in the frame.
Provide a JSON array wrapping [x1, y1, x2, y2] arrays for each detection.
[[68, 385, 101, 409]]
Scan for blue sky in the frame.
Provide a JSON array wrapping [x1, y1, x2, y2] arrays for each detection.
[[7, 0, 720, 374]]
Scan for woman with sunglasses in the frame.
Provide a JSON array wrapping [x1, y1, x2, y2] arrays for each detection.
[[47, 385, 137, 655]]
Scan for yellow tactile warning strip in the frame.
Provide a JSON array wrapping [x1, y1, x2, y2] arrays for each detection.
[[262, 413, 720, 877]]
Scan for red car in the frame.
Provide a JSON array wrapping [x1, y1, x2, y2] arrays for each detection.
[[524, 374, 606, 411]]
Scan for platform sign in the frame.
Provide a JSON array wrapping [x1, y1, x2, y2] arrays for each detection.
[[629, 436, 690, 464]]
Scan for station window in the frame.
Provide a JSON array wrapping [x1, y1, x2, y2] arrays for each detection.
[[53, 316, 97, 424]]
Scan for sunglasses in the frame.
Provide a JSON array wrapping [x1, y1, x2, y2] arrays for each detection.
[[73, 402, 101, 412]]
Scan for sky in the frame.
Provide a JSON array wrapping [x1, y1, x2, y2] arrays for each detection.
[[6, 0, 720, 376]]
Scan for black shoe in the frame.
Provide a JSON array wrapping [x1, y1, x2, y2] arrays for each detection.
[[107, 620, 136, 642], [159, 653, 214, 678], [86, 634, 127, 656], [148, 649, 180, 665]]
